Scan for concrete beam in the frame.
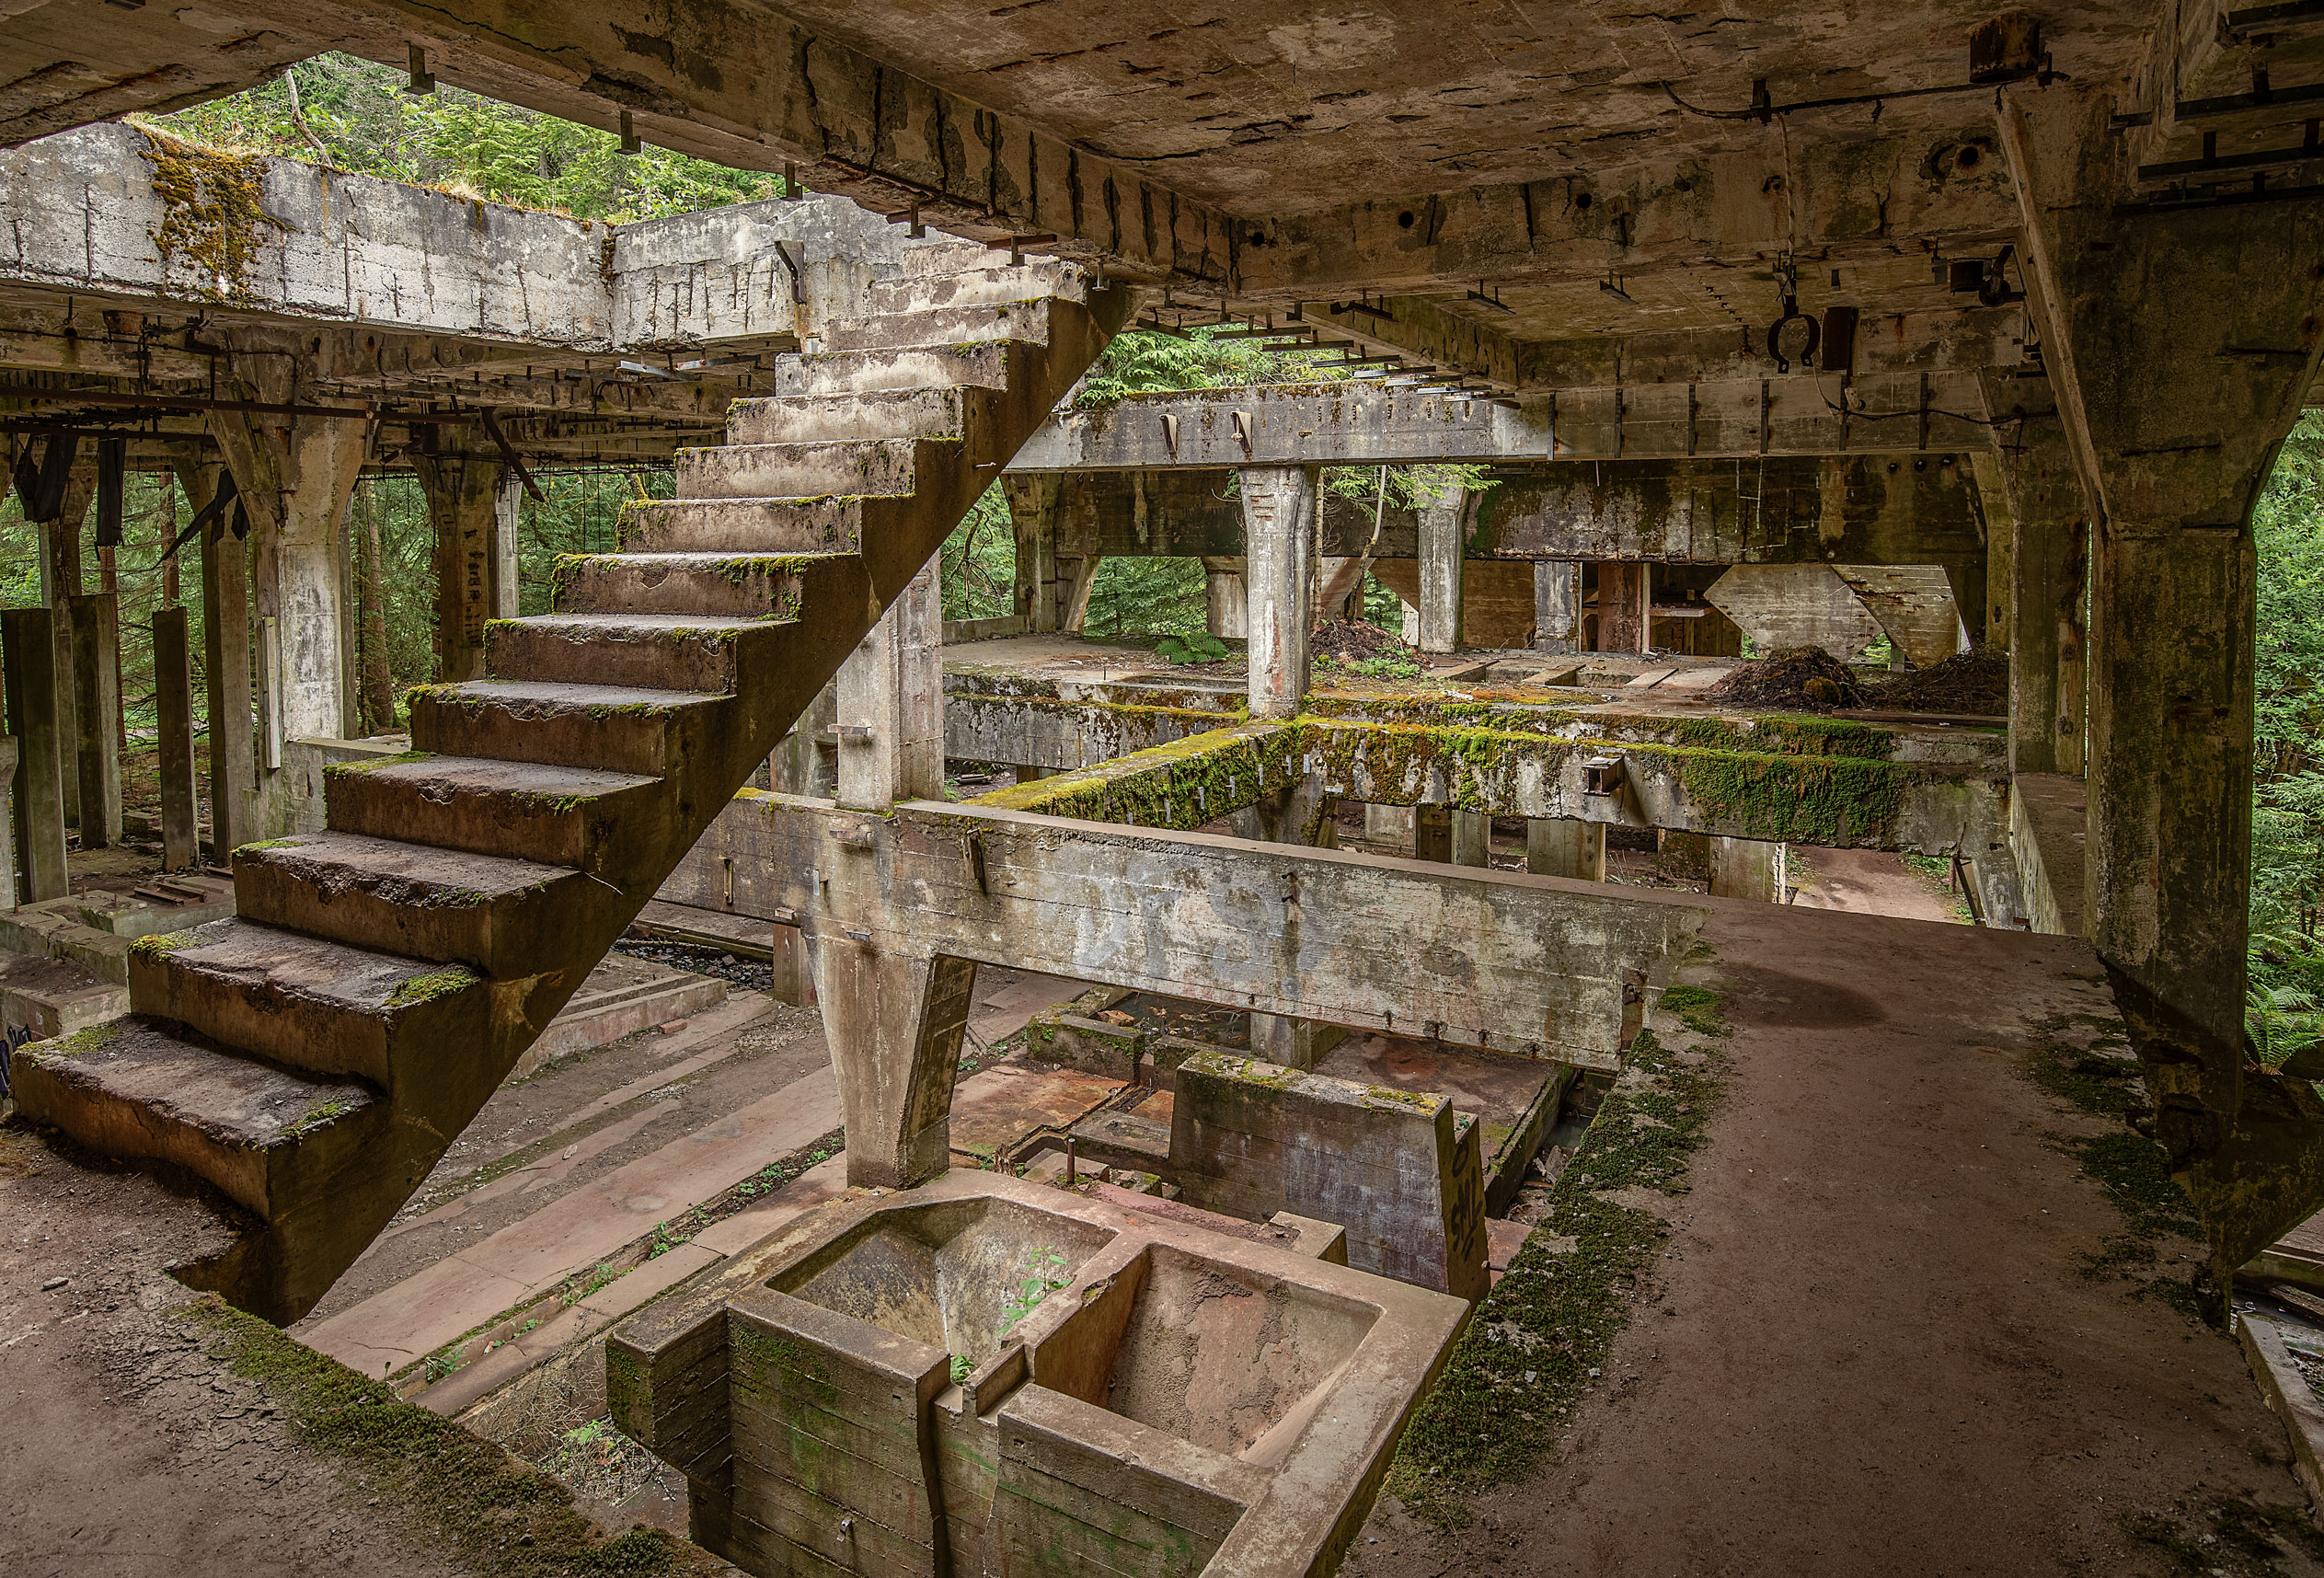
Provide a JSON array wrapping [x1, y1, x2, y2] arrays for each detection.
[[1013, 378, 1991, 473], [663, 793, 1709, 1069], [944, 692, 1229, 775]]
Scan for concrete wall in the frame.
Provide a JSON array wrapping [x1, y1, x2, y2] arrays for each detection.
[[1169, 1051, 1489, 1300], [262, 736, 414, 839]]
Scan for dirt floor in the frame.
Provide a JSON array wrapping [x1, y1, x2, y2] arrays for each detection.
[[1787, 845, 1970, 924], [0, 1124, 712, 1577], [1349, 904, 2322, 1578]]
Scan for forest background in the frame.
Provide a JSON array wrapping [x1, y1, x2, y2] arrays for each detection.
[[1, 51, 2317, 1058]]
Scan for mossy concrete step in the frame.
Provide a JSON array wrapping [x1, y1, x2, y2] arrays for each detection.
[[408, 681, 738, 777], [770, 339, 1035, 397], [482, 614, 792, 694], [817, 298, 1053, 354], [619, 493, 886, 556], [549, 552, 846, 619], [321, 754, 662, 875], [724, 386, 968, 447], [231, 832, 596, 978], [9, 1017, 384, 1222], [129, 918, 501, 1095], [673, 435, 935, 500]]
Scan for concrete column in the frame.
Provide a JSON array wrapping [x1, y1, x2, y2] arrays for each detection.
[[186, 465, 257, 859], [1710, 837, 1784, 903], [1414, 804, 1452, 863], [1240, 466, 1315, 720], [1416, 480, 1466, 654], [0, 739, 16, 910], [819, 938, 979, 1188], [66, 593, 121, 850], [154, 606, 200, 872], [1595, 562, 1651, 654], [1534, 560, 1582, 654], [1202, 556, 1247, 639], [835, 561, 944, 812], [1527, 818, 1605, 881], [770, 679, 837, 798], [494, 467, 523, 619], [1007, 475, 1063, 633], [2, 609, 69, 901], [413, 445, 500, 686], [1974, 387, 2088, 776], [37, 464, 94, 830], [1994, 81, 2324, 1274], [1234, 770, 1344, 1071], [1363, 802, 1411, 849], [1451, 810, 1490, 868], [209, 401, 369, 744]]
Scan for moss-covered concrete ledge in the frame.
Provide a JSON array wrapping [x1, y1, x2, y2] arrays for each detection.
[[966, 720, 1307, 829], [945, 690, 1241, 774], [961, 715, 2002, 854]]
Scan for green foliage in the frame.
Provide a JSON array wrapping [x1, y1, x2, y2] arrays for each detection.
[[2250, 415, 2324, 1056], [939, 484, 1016, 621], [149, 53, 783, 222], [999, 1247, 1072, 1333], [1152, 631, 1229, 666], [1073, 325, 1332, 409], [1317, 653, 1421, 680]]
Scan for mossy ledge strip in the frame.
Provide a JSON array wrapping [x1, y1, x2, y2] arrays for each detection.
[[178, 1296, 714, 1577], [967, 721, 1306, 830], [1386, 990, 1728, 1528]]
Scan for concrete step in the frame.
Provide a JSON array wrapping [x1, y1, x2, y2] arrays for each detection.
[[549, 552, 840, 619], [130, 918, 495, 1092], [862, 266, 1086, 316], [484, 614, 789, 694], [324, 754, 662, 872], [770, 339, 1035, 397], [724, 386, 968, 446], [673, 435, 938, 499], [232, 832, 594, 978], [9, 1016, 384, 1222], [618, 493, 883, 556], [818, 298, 1053, 355], [408, 681, 737, 777]]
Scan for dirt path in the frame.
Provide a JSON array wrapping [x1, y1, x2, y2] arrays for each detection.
[[1789, 845, 1967, 924], [0, 1125, 713, 1576], [1351, 905, 2321, 1578]]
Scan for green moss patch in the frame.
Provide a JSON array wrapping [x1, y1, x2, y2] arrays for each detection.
[[1386, 1000, 1729, 1527], [968, 722, 1306, 829], [178, 1296, 712, 1577], [386, 967, 479, 1009], [140, 130, 290, 300], [2023, 1018, 2213, 1324]]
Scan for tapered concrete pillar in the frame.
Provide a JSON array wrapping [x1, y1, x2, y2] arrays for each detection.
[[66, 593, 121, 850], [1595, 563, 1651, 654], [1527, 818, 1605, 881], [1203, 557, 1247, 639], [1535, 560, 1582, 654], [1710, 837, 1783, 903], [1974, 380, 2088, 777], [3, 609, 68, 901], [1451, 810, 1490, 868], [184, 465, 257, 860], [1240, 466, 1315, 720], [414, 444, 501, 687], [1416, 478, 1465, 654], [1998, 79, 2324, 1275], [835, 562, 943, 812], [210, 398, 369, 747], [154, 606, 200, 872], [819, 560, 956, 1181]]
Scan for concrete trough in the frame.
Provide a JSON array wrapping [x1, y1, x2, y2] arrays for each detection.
[[610, 1170, 1467, 1577]]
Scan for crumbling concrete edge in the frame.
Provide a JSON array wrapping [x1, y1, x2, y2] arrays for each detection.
[[2240, 1311, 2324, 1526]]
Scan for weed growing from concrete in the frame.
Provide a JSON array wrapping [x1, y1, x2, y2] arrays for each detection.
[[1384, 996, 1729, 1529]]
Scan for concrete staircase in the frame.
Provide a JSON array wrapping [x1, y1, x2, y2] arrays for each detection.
[[11, 259, 1128, 1322]]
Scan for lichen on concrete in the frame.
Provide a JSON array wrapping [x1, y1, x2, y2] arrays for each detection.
[[138, 129, 291, 300]]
